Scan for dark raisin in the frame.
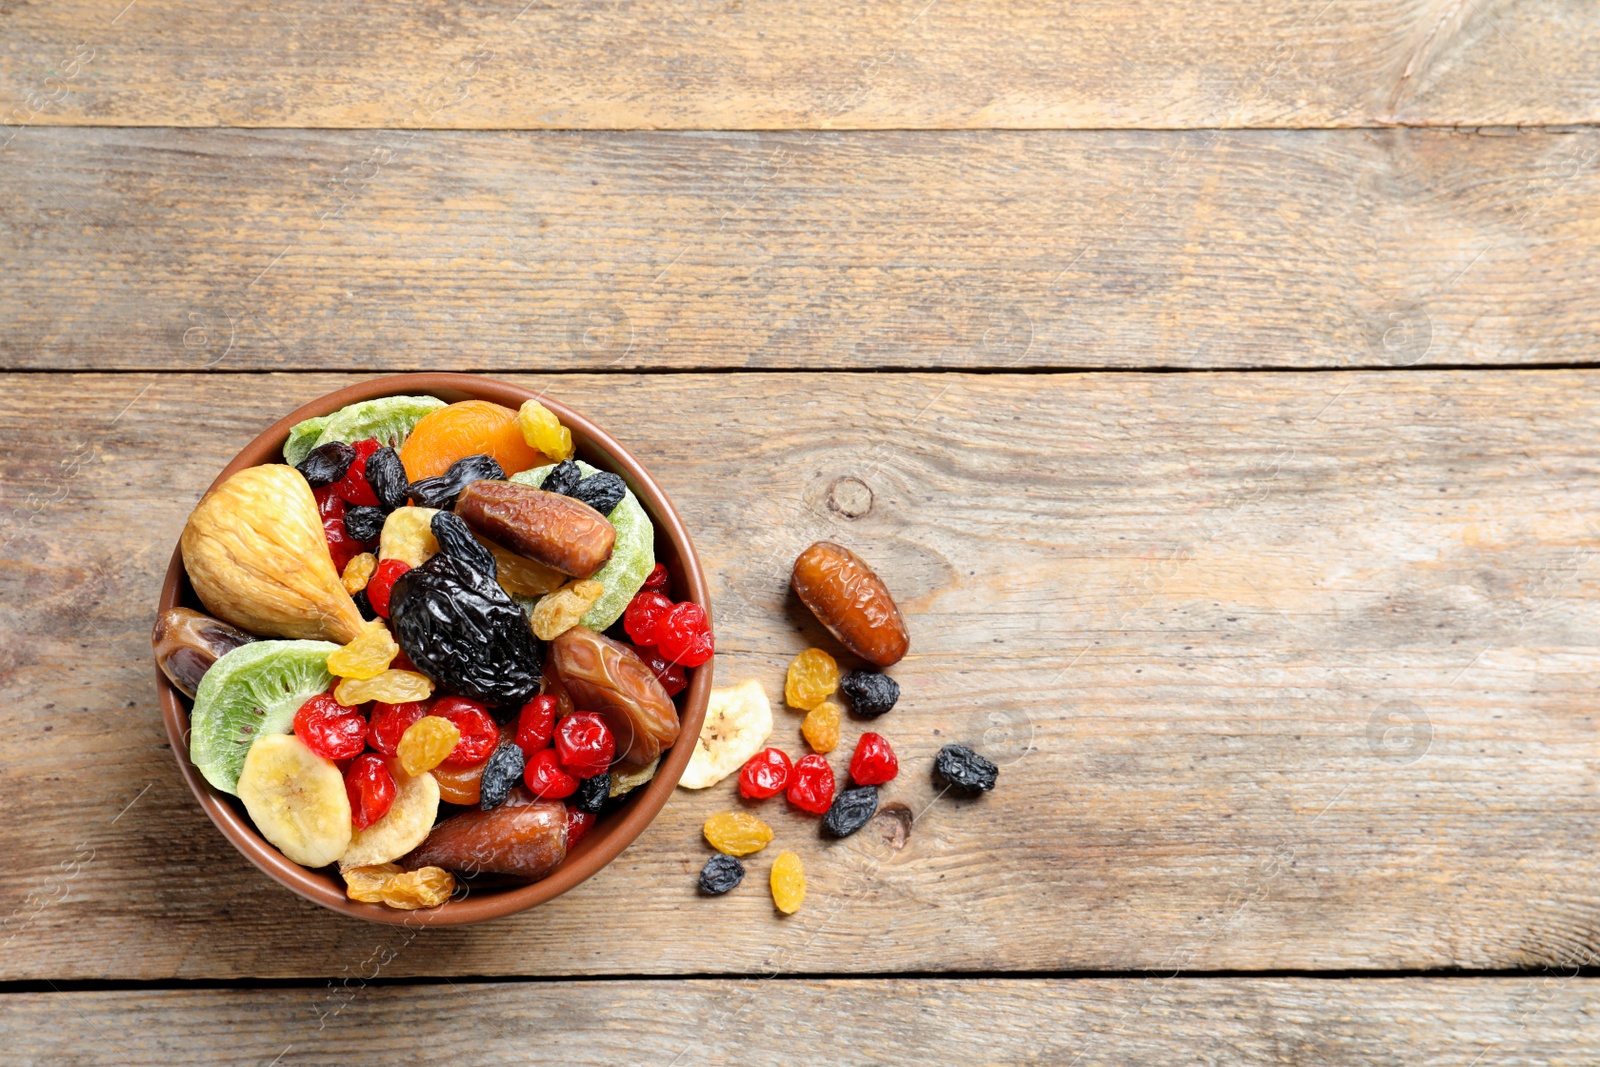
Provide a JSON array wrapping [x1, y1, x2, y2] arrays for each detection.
[[840, 670, 899, 718], [542, 458, 583, 497], [697, 853, 745, 895], [365, 446, 410, 511], [574, 772, 610, 814], [409, 454, 506, 510], [389, 552, 542, 705], [478, 740, 527, 811], [933, 744, 998, 794], [571, 472, 627, 516], [296, 441, 355, 488], [822, 784, 879, 837], [352, 588, 377, 621], [343, 505, 386, 543], [430, 510, 497, 580]]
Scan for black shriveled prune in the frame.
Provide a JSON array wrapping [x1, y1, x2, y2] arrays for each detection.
[[840, 670, 899, 718], [822, 784, 879, 837], [430, 510, 497, 580], [352, 588, 377, 621], [389, 551, 542, 705], [409, 454, 506, 510], [574, 772, 611, 814], [933, 744, 998, 794], [344, 505, 386, 543], [296, 441, 355, 488], [542, 458, 582, 497], [365, 446, 410, 511], [571, 472, 627, 516], [698, 853, 745, 895], [478, 740, 526, 811]]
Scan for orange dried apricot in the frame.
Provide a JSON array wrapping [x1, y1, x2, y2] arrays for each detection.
[[398, 400, 543, 482]]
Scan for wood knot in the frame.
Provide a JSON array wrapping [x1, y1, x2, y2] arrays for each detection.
[[827, 476, 873, 519]]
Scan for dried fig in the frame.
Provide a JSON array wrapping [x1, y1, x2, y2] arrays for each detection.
[[549, 626, 680, 772], [455, 481, 615, 579]]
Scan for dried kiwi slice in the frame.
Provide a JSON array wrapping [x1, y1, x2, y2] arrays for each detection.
[[189, 639, 339, 795], [282, 395, 446, 466], [512, 460, 654, 630]]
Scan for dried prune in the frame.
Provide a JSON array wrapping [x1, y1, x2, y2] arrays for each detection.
[[344, 505, 387, 543], [698, 853, 745, 895], [933, 744, 998, 794], [430, 510, 498, 579], [572, 471, 627, 516], [822, 784, 879, 837], [840, 670, 899, 718], [410, 453, 506, 510], [365, 445, 410, 511], [297, 441, 356, 488], [479, 740, 527, 811], [791, 541, 910, 668], [456, 480, 615, 579], [573, 772, 610, 814], [388, 551, 543, 706], [541, 458, 583, 497]]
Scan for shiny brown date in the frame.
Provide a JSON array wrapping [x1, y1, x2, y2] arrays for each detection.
[[791, 541, 910, 668], [151, 607, 255, 698], [402, 788, 567, 880], [549, 626, 680, 772], [455, 481, 615, 578]]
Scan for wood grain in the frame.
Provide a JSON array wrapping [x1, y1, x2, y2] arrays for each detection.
[[8, 978, 1600, 1065], [4, 371, 1600, 979], [3, 128, 1598, 372], [2, 0, 1597, 129]]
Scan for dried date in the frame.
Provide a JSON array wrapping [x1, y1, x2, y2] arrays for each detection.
[[791, 541, 909, 668]]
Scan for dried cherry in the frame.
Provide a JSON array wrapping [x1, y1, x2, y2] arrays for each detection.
[[623, 591, 672, 646], [642, 562, 670, 594], [738, 747, 792, 800], [655, 602, 714, 667], [848, 732, 898, 785], [293, 693, 367, 760], [786, 753, 835, 815], [368, 699, 428, 756], [366, 557, 410, 618], [344, 753, 397, 830], [524, 748, 578, 799], [555, 711, 615, 778], [433, 696, 500, 766], [566, 805, 595, 847], [514, 695, 558, 756], [334, 439, 383, 507]]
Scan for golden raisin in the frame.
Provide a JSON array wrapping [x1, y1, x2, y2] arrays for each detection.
[[785, 648, 839, 711], [342, 552, 378, 595], [335, 669, 435, 706], [398, 715, 462, 776], [479, 536, 566, 597], [378, 506, 440, 568], [529, 579, 605, 640], [327, 622, 399, 681], [380, 866, 456, 910], [517, 399, 575, 461], [770, 850, 805, 914], [703, 811, 774, 856], [801, 701, 841, 753], [342, 862, 403, 903]]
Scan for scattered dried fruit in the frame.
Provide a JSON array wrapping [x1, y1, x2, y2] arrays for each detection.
[[770, 851, 805, 914], [703, 811, 774, 856], [933, 744, 998, 794], [738, 747, 793, 800], [786, 753, 835, 815], [791, 541, 910, 668], [848, 732, 899, 785], [822, 784, 879, 838], [800, 701, 841, 754], [839, 669, 900, 719], [679, 679, 772, 790], [698, 853, 744, 895], [785, 648, 839, 711]]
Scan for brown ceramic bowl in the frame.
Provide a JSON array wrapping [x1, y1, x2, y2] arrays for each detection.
[[156, 373, 712, 925]]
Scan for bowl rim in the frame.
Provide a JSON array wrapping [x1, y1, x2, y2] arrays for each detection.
[[156, 372, 713, 926]]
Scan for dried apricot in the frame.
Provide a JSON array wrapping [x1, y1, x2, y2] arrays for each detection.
[[327, 622, 399, 681], [517, 399, 575, 461], [342, 552, 377, 595], [335, 669, 434, 706], [800, 700, 841, 754], [770, 851, 805, 914], [529, 579, 605, 640], [342, 862, 403, 903], [703, 811, 774, 856], [398, 400, 542, 481], [785, 647, 838, 710], [380, 866, 456, 910], [397, 715, 462, 776]]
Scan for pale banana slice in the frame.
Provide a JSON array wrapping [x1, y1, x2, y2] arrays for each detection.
[[238, 734, 353, 868], [678, 679, 773, 790], [338, 762, 440, 870]]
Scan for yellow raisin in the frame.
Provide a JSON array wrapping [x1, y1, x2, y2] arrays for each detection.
[[381, 866, 456, 910], [342, 552, 378, 595], [342, 862, 403, 903], [703, 811, 774, 856], [517, 399, 575, 461], [479, 535, 566, 597], [770, 851, 805, 914], [529, 579, 605, 640], [785, 648, 839, 711], [800, 700, 841, 754], [327, 622, 399, 680], [335, 669, 435, 706], [378, 506, 440, 568], [397, 715, 461, 776]]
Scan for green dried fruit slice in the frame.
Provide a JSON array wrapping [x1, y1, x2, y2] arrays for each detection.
[[512, 460, 655, 630], [282, 395, 446, 466], [189, 639, 340, 795]]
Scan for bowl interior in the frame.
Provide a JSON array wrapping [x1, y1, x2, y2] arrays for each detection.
[[157, 373, 712, 926]]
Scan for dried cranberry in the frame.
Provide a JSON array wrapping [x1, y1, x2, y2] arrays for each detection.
[[333, 438, 382, 507], [656, 602, 714, 667], [848, 732, 898, 785], [739, 747, 793, 800], [515, 695, 558, 755], [293, 693, 368, 760], [390, 646, 418, 674], [635, 646, 687, 697], [434, 696, 499, 766], [786, 753, 835, 815], [555, 711, 615, 778], [524, 748, 578, 799], [623, 591, 672, 646], [642, 562, 670, 594], [368, 700, 428, 756], [565, 805, 595, 847], [344, 753, 396, 830], [314, 485, 361, 571], [366, 557, 410, 618]]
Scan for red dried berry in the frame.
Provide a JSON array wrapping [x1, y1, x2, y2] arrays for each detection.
[[786, 753, 835, 815], [656, 602, 714, 667], [635, 646, 688, 697], [848, 732, 899, 785], [314, 485, 361, 571], [293, 693, 368, 760], [515, 695, 558, 756], [433, 696, 499, 767], [366, 557, 410, 618], [623, 591, 672, 647], [642, 562, 670, 594], [333, 438, 382, 507], [739, 747, 793, 800], [344, 753, 396, 830], [368, 700, 428, 757], [390, 646, 419, 674], [555, 711, 615, 778], [524, 748, 578, 799], [565, 805, 595, 847]]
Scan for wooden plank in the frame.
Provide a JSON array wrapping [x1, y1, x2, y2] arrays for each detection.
[[2, 128, 1598, 372], [2, 0, 1598, 129], [7, 978, 1600, 1064], [3, 370, 1600, 980]]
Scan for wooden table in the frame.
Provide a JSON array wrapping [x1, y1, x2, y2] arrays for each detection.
[[4, 2, 1599, 1062]]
